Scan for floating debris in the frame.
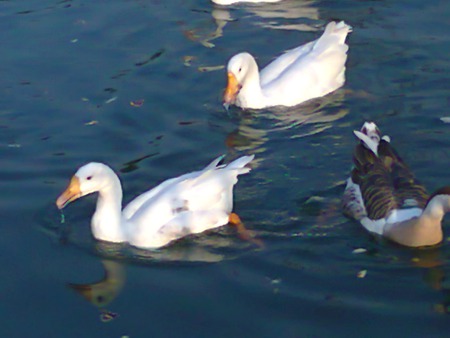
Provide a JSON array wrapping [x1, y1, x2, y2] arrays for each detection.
[[105, 96, 117, 104], [269, 278, 282, 285], [135, 49, 165, 67], [85, 120, 98, 126], [100, 310, 119, 323], [352, 248, 367, 254], [440, 117, 450, 123], [70, 38, 78, 43], [130, 99, 144, 107], [183, 55, 195, 67], [197, 65, 224, 72], [357, 270, 367, 278], [7, 143, 21, 148], [266, 277, 282, 294]]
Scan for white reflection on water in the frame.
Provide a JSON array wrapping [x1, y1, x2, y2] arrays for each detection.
[[212, 0, 319, 31], [185, 0, 320, 48], [224, 90, 348, 159]]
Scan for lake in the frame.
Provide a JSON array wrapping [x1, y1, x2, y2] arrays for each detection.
[[1, 0, 450, 337]]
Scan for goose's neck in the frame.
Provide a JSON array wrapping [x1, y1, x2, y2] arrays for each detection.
[[91, 175, 126, 243], [383, 195, 449, 247], [422, 195, 450, 223], [239, 58, 267, 109]]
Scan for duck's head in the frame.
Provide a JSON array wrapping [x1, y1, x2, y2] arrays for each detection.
[[56, 162, 115, 209], [223, 53, 253, 108]]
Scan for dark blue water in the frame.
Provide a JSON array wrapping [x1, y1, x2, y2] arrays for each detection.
[[1, 0, 450, 336]]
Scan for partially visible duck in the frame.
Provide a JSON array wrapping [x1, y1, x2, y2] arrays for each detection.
[[223, 21, 351, 109], [343, 122, 450, 247], [212, 0, 282, 5], [56, 155, 255, 249]]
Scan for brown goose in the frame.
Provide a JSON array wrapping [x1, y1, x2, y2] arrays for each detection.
[[343, 122, 450, 247]]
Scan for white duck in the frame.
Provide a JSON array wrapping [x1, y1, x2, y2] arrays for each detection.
[[56, 155, 255, 249], [223, 21, 351, 109], [343, 122, 450, 247], [212, 0, 282, 4]]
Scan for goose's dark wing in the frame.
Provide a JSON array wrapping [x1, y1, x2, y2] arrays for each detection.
[[352, 139, 428, 220]]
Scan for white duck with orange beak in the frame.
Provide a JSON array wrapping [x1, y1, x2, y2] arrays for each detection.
[[223, 21, 351, 109], [56, 155, 255, 249]]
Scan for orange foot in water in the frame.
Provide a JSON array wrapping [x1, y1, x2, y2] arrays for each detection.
[[229, 212, 264, 249]]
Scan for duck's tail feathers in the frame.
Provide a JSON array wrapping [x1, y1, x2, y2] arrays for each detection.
[[353, 121, 385, 156], [205, 155, 226, 170], [323, 21, 352, 45], [312, 21, 351, 60], [342, 178, 367, 220], [226, 154, 255, 175]]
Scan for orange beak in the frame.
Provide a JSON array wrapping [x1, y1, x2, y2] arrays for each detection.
[[223, 71, 241, 107], [56, 176, 81, 209]]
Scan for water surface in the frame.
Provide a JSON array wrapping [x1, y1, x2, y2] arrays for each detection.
[[1, 0, 450, 336]]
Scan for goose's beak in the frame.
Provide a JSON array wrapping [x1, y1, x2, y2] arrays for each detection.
[[56, 176, 81, 209], [223, 72, 241, 108]]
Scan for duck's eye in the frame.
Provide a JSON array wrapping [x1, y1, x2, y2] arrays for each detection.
[[86, 176, 93, 181], [238, 67, 242, 73]]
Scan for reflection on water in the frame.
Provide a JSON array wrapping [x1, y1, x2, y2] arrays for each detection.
[[241, 0, 319, 32], [185, 0, 320, 48], [69, 260, 125, 322], [263, 90, 348, 134], [69, 260, 125, 308], [212, 0, 320, 32], [400, 248, 450, 315], [40, 203, 263, 264], [95, 239, 227, 264], [225, 90, 348, 157]]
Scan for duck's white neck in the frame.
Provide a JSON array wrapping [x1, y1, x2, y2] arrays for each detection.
[[238, 57, 267, 109], [422, 195, 450, 222], [91, 174, 126, 243]]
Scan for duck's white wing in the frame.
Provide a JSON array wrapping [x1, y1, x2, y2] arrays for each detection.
[[123, 173, 195, 220], [126, 155, 254, 248], [122, 156, 225, 220], [259, 40, 315, 87], [180, 155, 253, 211], [131, 155, 253, 223], [178, 155, 254, 213], [262, 21, 351, 104]]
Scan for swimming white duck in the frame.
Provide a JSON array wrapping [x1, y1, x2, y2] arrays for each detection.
[[56, 155, 255, 249], [223, 21, 352, 109], [342, 122, 450, 247], [212, 0, 282, 4]]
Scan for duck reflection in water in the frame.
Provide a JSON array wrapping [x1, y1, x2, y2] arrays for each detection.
[[67, 233, 261, 322], [69, 259, 125, 322], [224, 90, 349, 161], [182, 0, 319, 49], [409, 247, 450, 315]]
